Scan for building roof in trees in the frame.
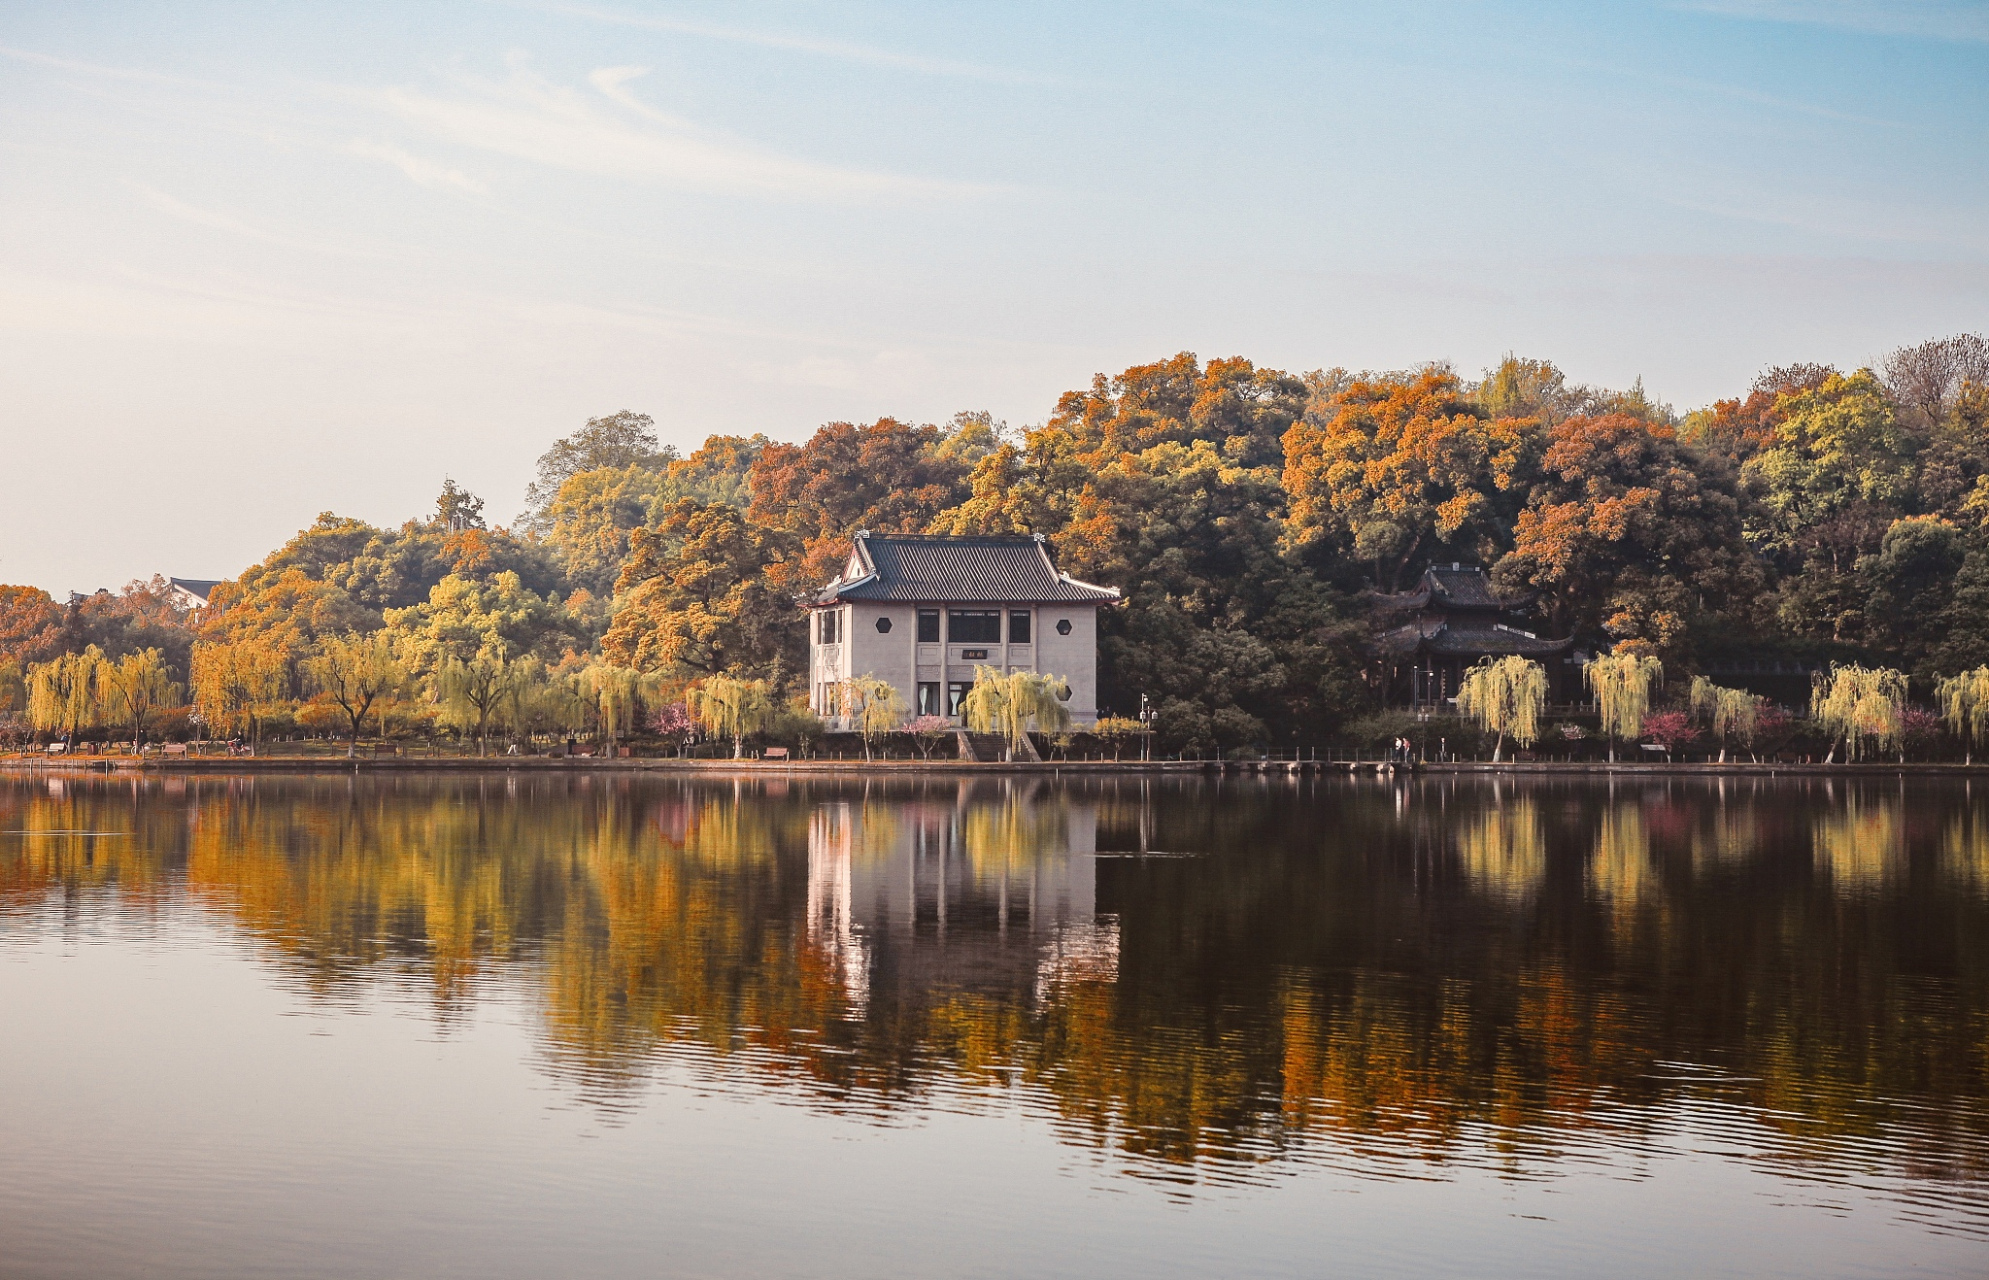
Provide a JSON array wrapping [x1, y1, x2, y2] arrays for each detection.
[[167, 578, 224, 608], [1375, 619, 1575, 659], [1376, 564, 1523, 613], [809, 533, 1121, 606]]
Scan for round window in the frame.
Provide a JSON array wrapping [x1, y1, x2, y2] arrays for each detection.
[[875, 616, 892, 633], [1055, 619, 1073, 635]]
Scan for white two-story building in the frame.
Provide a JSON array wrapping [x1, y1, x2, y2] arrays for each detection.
[[806, 532, 1120, 726]]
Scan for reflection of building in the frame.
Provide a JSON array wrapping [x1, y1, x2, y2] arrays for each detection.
[[804, 532, 1119, 725], [805, 784, 1113, 1013], [1373, 564, 1576, 709]]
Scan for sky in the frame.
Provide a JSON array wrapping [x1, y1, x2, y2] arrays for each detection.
[[1, 0, 1985, 595]]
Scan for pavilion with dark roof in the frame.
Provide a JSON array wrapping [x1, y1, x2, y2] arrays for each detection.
[[1373, 564, 1578, 709], [807, 532, 1120, 727]]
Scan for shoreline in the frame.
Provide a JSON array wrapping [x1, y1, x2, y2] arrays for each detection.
[[4, 756, 1988, 778]]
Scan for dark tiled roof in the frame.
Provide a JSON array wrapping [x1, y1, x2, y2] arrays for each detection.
[[1376, 564, 1522, 613], [811, 534, 1121, 605], [1376, 621, 1574, 658], [169, 577, 224, 602]]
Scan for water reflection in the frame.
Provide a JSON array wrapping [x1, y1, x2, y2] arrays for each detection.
[[4, 773, 1989, 1224]]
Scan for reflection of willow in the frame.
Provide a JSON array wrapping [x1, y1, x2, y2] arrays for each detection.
[[1457, 800, 1545, 902], [958, 794, 1069, 879], [1943, 809, 1989, 892], [1812, 796, 1901, 891], [1587, 803, 1654, 913]]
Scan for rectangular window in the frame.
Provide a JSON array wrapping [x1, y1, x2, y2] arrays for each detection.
[[946, 682, 973, 717], [818, 610, 840, 645], [916, 682, 941, 717], [948, 610, 1001, 643], [917, 609, 941, 643], [1008, 611, 1031, 644]]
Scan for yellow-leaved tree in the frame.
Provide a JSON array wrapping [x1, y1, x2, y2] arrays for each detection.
[[96, 648, 181, 751], [1455, 656, 1546, 762], [833, 674, 907, 761], [961, 666, 1071, 761], [1811, 663, 1907, 762], [27, 647, 104, 748], [190, 638, 289, 745], [305, 633, 406, 757], [687, 675, 775, 759], [436, 653, 516, 756], [1689, 676, 1763, 762], [1938, 666, 1989, 764], [1586, 646, 1664, 763]]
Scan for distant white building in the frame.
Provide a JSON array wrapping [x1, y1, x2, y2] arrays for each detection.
[[805, 532, 1120, 726], [166, 578, 224, 614]]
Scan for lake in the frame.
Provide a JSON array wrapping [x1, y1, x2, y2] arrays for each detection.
[[2, 771, 1987, 1278]]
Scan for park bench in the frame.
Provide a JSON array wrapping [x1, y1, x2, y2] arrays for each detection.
[[162, 743, 187, 756], [764, 747, 789, 760]]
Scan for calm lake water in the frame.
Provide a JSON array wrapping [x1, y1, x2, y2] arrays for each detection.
[[3, 771, 1988, 1278]]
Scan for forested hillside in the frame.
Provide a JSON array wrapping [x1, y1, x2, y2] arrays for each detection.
[[5, 337, 1988, 755]]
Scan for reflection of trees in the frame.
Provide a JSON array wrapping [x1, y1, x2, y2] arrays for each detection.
[[1457, 798, 1544, 902], [4, 774, 1988, 1189], [1812, 795, 1903, 890]]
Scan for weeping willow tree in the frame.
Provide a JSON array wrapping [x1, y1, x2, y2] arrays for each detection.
[[438, 653, 518, 757], [1938, 667, 1989, 764], [1454, 656, 1547, 762], [1586, 648, 1664, 763], [832, 674, 907, 761], [27, 646, 104, 748], [688, 675, 775, 759], [190, 637, 289, 745], [1811, 663, 1907, 762], [961, 666, 1072, 761], [582, 660, 655, 755], [1689, 675, 1762, 762], [96, 648, 182, 752]]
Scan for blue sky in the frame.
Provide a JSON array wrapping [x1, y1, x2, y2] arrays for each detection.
[[1, 1, 1984, 593]]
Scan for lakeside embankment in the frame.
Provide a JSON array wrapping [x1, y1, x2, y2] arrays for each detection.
[[6, 756, 1989, 778]]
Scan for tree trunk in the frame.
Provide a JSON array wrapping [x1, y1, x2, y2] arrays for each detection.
[[1492, 731, 1504, 763]]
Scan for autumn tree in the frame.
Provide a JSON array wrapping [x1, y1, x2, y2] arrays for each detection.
[[1283, 367, 1541, 590], [1492, 414, 1757, 652], [0, 585, 64, 665], [604, 500, 794, 676], [961, 667, 1071, 760], [1811, 664, 1907, 762], [305, 633, 406, 757]]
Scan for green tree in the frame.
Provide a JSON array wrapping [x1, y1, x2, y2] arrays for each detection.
[[582, 660, 654, 755], [382, 571, 574, 673], [539, 465, 666, 596], [520, 410, 674, 531], [1744, 370, 1916, 570], [1689, 676, 1763, 761], [1455, 656, 1546, 762], [305, 633, 407, 757]]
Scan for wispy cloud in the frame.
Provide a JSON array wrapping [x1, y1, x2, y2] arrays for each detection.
[[132, 185, 384, 258], [0, 43, 228, 89], [359, 63, 993, 202], [345, 139, 488, 193], [513, 2, 1061, 84], [1673, 1, 1989, 42]]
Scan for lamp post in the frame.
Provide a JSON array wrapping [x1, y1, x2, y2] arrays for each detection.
[[1138, 693, 1156, 762]]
